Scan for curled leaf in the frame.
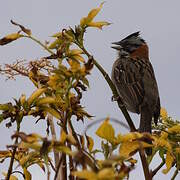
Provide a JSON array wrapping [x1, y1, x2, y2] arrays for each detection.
[[27, 88, 47, 105], [11, 20, 32, 35], [0, 33, 23, 45], [162, 151, 174, 174], [88, 21, 111, 29]]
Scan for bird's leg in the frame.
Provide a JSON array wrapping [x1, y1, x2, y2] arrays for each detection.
[[111, 95, 125, 107]]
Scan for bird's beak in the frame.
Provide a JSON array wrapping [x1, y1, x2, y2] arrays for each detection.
[[111, 46, 122, 50], [112, 41, 121, 45], [111, 42, 122, 50]]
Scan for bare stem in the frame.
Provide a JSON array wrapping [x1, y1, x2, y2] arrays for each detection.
[[47, 114, 60, 169], [23, 35, 55, 55], [139, 150, 151, 180], [171, 168, 179, 180], [151, 161, 165, 177], [54, 154, 63, 180], [6, 136, 19, 180], [67, 143, 74, 180]]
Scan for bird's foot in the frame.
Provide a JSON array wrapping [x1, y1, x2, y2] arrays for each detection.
[[111, 95, 120, 102]]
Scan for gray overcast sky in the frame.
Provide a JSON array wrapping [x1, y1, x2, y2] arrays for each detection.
[[0, 0, 180, 179]]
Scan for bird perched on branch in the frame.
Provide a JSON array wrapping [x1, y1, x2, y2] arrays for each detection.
[[111, 32, 160, 153]]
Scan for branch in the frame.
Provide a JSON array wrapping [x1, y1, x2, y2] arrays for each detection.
[[139, 150, 151, 180], [171, 168, 179, 180], [6, 137, 18, 180], [67, 143, 74, 180], [151, 161, 165, 177], [81, 46, 136, 132], [23, 35, 55, 55], [54, 154, 63, 180], [47, 114, 60, 169]]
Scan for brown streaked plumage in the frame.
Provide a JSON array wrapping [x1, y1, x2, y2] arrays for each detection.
[[111, 32, 160, 154]]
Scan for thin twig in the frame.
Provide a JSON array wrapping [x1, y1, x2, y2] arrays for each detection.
[[67, 143, 74, 180], [54, 154, 63, 180], [139, 150, 151, 180], [23, 35, 54, 55], [151, 161, 165, 177], [48, 158, 56, 172], [80, 46, 136, 132], [6, 137, 18, 180], [47, 114, 60, 169], [11, 171, 25, 178], [171, 168, 179, 180]]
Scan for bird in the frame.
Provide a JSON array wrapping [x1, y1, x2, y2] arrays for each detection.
[[111, 32, 160, 154]]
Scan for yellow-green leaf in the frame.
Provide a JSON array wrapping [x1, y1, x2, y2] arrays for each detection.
[[72, 55, 85, 63], [0, 150, 11, 158], [37, 162, 45, 172], [97, 168, 115, 179], [23, 168, 32, 180], [36, 97, 56, 106], [42, 107, 62, 119], [66, 134, 77, 145], [96, 118, 115, 144], [20, 142, 41, 151], [2, 172, 18, 180], [160, 107, 168, 120], [27, 88, 47, 105], [85, 135, 94, 152], [153, 132, 172, 151], [51, 32, 62, 38], [119, 141, 152, 158], [54, 146, 72, 155], [117, 132, 143, 143], [68, 59, 81, 72], [168, 124, 180, 133], [163, 151, 174, 174], [88, 21, 111, 29], [72, 170, 97, 179], [68, 49, 84, 56], [0, 33, 23, 45], [80, 2, 104, 27], [20, 94, 26, 105], [60, 129, 67, 144], [87, 2, 104, 23], [48, 38, 62, 49]]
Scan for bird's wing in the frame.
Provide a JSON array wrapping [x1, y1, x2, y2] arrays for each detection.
[[113, 57, 148, 110]]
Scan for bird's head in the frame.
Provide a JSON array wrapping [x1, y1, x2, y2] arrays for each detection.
[[112, 31, 149, 59]]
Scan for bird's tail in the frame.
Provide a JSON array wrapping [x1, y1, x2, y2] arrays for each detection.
[[139, 106, 152, 155]]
